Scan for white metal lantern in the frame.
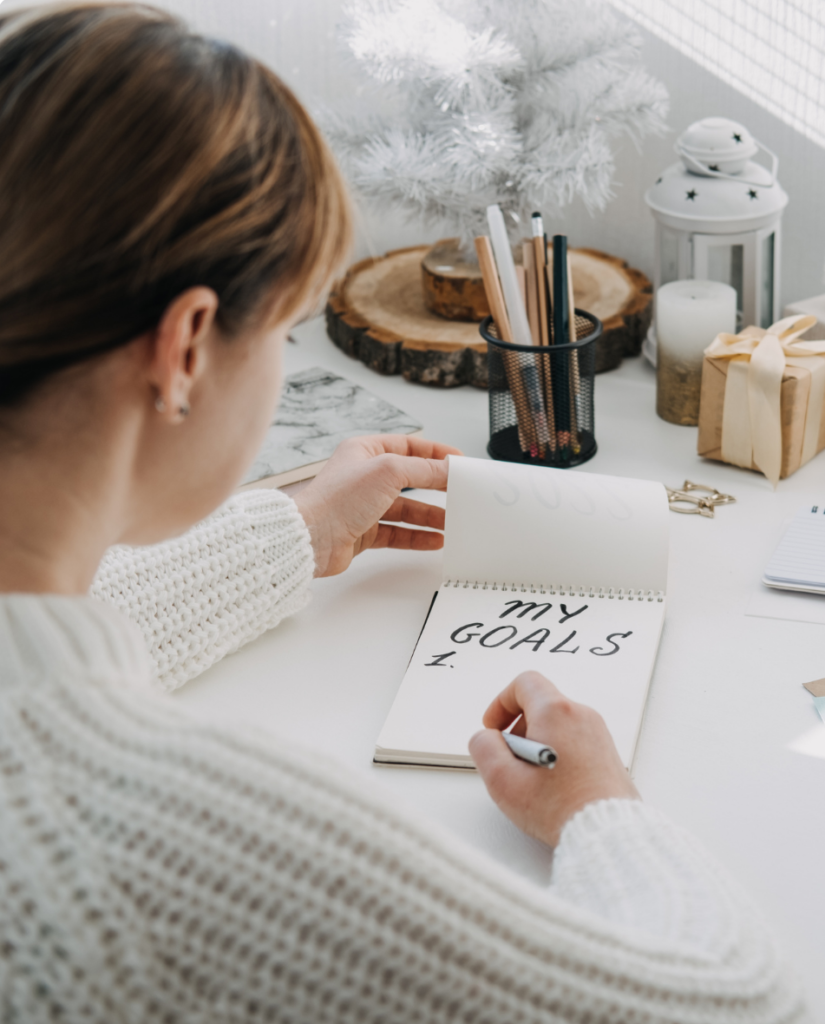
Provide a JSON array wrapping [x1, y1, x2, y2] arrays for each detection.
[[644, 117, 788, 361]]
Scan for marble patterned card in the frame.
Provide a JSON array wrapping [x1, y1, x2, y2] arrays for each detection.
[[241, 367, 423, 489]]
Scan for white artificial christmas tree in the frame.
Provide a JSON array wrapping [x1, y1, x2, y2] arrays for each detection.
[[325, 0, 669, 248]]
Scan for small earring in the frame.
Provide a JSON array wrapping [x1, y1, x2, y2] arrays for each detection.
[[155, 396, 166, 413], [178, 403, 190, 418]]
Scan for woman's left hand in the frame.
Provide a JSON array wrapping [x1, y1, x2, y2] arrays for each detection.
[[293, 435, 461, 577]]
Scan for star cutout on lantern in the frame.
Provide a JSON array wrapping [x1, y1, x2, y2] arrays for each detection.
[[685, 189, 698, 200], [748, 189, 759, 199], [732, 132, 743, 143]]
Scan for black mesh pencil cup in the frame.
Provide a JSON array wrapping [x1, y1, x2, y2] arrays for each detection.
[[480, 310, 601, 468]]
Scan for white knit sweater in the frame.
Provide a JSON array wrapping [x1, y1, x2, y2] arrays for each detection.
[[0, 488, 806, 1022]]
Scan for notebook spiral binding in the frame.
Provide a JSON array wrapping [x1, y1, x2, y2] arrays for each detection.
[[442, 580, 664, 602]]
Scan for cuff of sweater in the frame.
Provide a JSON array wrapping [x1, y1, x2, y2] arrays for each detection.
[[552, 800, 804, 1017], [91, 488, 316, 691], [554, 796, 652, 859], [153, 488, 316, 688], [552, 798, 732, 949], [237, 487, 316, 592]]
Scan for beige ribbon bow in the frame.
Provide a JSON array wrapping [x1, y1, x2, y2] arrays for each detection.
[[704, 314, 825, 487]]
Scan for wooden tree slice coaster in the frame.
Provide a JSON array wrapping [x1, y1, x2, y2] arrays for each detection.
[[326, 246, 487, 387], [325, 244, 651, 387]]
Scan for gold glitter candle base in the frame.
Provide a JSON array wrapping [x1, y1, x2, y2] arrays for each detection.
[[656, 350, 702, 426]]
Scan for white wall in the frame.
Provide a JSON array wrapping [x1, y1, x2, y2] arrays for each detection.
[[7, 0, 825, 308]]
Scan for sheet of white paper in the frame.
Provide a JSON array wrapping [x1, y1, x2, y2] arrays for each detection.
[[746, 584, 825, 625], [442, 457, 669, 594], [788, 723, 825, 760], [375, 585, 666, 769]]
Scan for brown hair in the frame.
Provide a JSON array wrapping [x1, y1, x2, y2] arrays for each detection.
[[0, 2, 352, 404]]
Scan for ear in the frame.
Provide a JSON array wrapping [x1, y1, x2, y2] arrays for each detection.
[[148, 287, 219, 423]]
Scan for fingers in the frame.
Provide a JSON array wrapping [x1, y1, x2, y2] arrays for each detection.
[[335, 437, 459, 493], [349, 435, 462, 462], [368, 523, 445, 552], [468, 728, 507, 772], [468, 729, 530, 801], [481, 671, 565, 730], [379, 497, 445, 531], [374, 452, 451, 493]]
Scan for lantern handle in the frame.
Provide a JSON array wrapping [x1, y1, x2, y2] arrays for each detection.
[[675, 137, 779, 188]]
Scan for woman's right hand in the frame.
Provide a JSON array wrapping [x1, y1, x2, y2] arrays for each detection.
[[469, 671, 640, 847]]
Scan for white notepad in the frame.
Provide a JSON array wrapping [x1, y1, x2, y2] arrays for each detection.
[[375, 456, 669, 771], [763, 503, 825, 592]]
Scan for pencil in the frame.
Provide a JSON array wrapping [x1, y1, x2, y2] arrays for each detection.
[[531, 215, 557, 454], [531, 215, 550, 348], [522, 241, 540, 345], [475, 235, 536, 455], [522, 243, 554, 457], [514, 259, 548, 458]]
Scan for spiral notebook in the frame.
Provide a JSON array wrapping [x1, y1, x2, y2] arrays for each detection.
[[375, 456, 669, 771], [762, 504, 825, 593]]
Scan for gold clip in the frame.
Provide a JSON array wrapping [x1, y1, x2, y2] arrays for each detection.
[[680, 480, 736, 506], [666, 488, 715, 517], [665, 481, 736, 519]]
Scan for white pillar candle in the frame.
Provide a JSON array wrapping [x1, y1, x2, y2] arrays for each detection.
[[656, 280, 736, 426], [657, 280, 737, 363]]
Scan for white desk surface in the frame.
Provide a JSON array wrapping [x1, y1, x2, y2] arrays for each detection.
[[178, 317, 825, 1014]]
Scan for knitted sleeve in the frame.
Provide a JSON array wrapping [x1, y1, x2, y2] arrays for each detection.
[[90, 489, 314, 691], [148, 744, 804, 1023], [552, 798, 750, 952], [18, 689, 805, 1024], [0, 650, 806, 1024]]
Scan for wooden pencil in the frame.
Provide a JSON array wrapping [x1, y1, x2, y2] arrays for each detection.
[[521, 239, 556, 454], [532, 223, 550, 347], [522, 242, 540, 345], [530, 217, 557, 454], [475, 235, 536, 455]]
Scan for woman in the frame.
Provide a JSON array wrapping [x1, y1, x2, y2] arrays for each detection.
[[0, 5, 805, 1021]]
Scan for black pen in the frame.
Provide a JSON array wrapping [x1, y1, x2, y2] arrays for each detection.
[[552, 234, 571, 459]]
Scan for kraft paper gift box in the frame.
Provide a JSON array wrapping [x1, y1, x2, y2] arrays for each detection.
[[697, 314, 825, 486]]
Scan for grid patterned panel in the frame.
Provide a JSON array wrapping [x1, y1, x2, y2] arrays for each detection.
[[608, 0, 825, 148]]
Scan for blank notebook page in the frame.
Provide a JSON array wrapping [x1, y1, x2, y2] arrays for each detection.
[[764, 505, 825, 589]]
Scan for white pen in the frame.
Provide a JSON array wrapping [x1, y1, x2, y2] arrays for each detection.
[[502, 732, 557, 768], [486, 204, 533, 350]]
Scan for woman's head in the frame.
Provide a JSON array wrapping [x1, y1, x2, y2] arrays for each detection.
[[0, 2, 351, 549], [0, 2, 350, 401]]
